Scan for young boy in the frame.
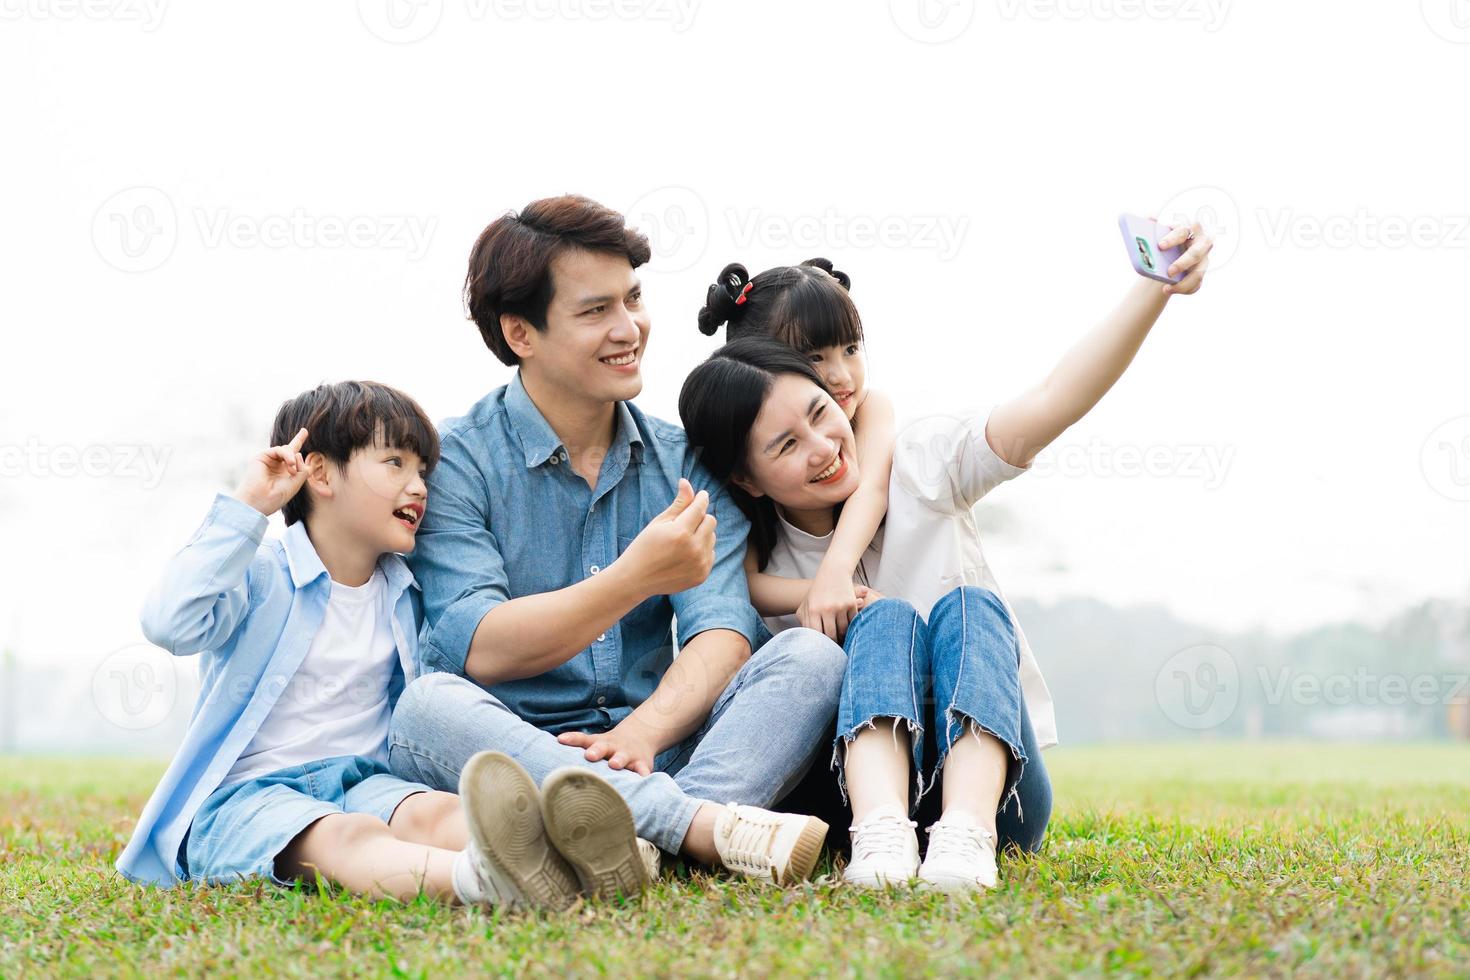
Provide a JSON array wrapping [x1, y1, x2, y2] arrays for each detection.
[[116, 381, 649, 908]]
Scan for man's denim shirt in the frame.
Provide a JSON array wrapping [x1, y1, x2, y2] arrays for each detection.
[[409, 371, 759, 734], [115, 494, 423, 887]]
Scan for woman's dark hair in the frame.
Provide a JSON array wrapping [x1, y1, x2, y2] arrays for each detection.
[[679, 336, 833, 571], [270, 380, 441, 527], [465, 195, 652, 366], [696, 258, 862, 352]]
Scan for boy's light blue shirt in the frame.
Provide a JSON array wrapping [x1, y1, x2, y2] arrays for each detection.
[[115, 493, 423, 887]]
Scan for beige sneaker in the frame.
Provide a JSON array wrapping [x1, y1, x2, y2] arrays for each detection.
[[539, 767, 652, 900], [637, 838, 662, 881], [457, 751, 581, 910], [712, 803, 828, 886]]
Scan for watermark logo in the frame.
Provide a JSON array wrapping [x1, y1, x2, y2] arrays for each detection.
[[627, 186, 709, 274], [1421, 0, 1470, 43], [890, 0, 975, 42], [1155, 643, 1239, 730], [1028, 438, 1235, 489], [1155, 184, 1240, 272], [1422, 415, 1470, 502], [92, 643, 178, 731], [0, 438, 172, 489], [357, 0, 444, 42], [727, 208, 970, 261], [92, 186, 177, 273]]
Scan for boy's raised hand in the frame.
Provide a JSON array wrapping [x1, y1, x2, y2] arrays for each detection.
[[233, 427, 309, 517]]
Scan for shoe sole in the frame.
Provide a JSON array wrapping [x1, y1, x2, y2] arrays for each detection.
[[775, 815, 830, 886], [458, 752, 581, 911], [539, 768, 651, 900]]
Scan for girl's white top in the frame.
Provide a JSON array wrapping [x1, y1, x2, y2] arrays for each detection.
[[759, 409, 1058, 750]]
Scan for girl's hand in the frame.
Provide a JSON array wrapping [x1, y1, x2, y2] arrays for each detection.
[[855, 585, 886, 607], [233, 427, 309, 517], [1156, 218, 1213, 295], [797, 568, 861, 643]]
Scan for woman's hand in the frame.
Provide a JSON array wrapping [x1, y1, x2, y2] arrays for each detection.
[[797, 567, 861, 643], [233, 428, 309, 517], [1157, 218, 1213, 295]]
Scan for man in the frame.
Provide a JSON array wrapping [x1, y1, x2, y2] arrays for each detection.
[[388, 195, 846, 886]]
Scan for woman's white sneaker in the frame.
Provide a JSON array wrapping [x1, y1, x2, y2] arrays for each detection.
[[712, 803, 828, 885], [843, 804, 920, 888], [918, 818, 998, 893]]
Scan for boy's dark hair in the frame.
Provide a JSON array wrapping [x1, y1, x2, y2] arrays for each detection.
[[270, 381, 441, 527], [464, 194, 653, 366], [696, 258, 862, 351]]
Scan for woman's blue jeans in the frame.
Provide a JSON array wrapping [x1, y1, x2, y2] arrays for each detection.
[[833, 586, 1052, 853]]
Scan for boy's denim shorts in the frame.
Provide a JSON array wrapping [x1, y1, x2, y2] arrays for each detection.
[[182, 754, 432, 885]]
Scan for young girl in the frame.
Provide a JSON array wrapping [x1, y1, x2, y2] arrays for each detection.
[[698, 259, 893, 643], [684, 221, 1213, 891]]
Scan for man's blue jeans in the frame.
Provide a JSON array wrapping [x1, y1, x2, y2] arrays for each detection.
[[387, 628, 847, 853], [833, 586, 1052, 853]]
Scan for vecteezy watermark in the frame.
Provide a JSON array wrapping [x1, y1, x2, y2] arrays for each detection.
[[994, 0, 1230, 31], [0, 0, 168, 30], [1257, 208, 1470, 251], [1028, 438, 1235, 489], [93, 643, 179, 731], [93, 187, 438, 272], [1422, 415, 1470, 502], [1421, 0, 1470, 43], [727, 208, 970, 262], [357, 0, 698, 42], [1155, 184, 1241, 272], [0, 438, 172, 489], [626, 186, 710, 274], [890, 0, 976, 43], [1257, 666, 1470, 709], [1155, 644, 1240, 730]]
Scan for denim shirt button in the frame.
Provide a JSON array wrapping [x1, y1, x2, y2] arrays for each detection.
[[589, 565, 600, 575], [596, 696, 606, 705], [598, 633, 606, 642]]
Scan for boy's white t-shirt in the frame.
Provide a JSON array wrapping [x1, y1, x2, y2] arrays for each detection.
[[225, 568, 399, 784], [758, 409, 1058, 750]]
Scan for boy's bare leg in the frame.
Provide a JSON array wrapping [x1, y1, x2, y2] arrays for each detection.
[[387, 790, 468, 850], [276, 812, 460, 902]]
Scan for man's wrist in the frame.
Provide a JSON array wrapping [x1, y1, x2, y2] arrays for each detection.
[[231, 490, 274, 517]]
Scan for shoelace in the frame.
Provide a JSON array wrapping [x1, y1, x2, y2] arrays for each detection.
[[719, 803, 781, 875], [925, 821, 995, 864], [850, 814, 917, 861]]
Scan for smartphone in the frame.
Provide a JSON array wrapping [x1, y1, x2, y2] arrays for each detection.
[[1118, 213, 1185, 284]]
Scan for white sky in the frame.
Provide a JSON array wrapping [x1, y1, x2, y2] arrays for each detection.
[[3, 0, 1469, 687]]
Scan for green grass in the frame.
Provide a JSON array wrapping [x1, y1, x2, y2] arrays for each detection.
[[3, 743, 1468, 977]]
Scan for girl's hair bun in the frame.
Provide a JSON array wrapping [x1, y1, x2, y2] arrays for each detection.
[[697, 262, 752, 336], [800, 257, 851, 291]]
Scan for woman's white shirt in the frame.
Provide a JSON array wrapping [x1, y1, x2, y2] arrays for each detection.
[[759, 409, 1058, 750]]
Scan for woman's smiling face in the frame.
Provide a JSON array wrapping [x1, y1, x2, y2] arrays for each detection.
[[733, 373, 862, 512]]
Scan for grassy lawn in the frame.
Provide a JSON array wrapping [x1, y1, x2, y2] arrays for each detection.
[[3, 743, 1467, 977]]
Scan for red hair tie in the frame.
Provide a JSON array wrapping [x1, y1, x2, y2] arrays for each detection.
[[734, 282, 754, 306]]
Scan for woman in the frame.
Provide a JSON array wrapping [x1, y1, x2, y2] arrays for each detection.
[[678, 223, 1212, 891]]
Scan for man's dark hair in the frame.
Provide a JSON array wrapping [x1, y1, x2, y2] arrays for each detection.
[[464, 194, 652, 366], [269, 380, 441, 527]]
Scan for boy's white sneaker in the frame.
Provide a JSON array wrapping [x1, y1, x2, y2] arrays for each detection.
[[842, 804, 920, 888], [455, 751, 582, 910], [712, 803, 828, 886], [918, 816, 998, 893]]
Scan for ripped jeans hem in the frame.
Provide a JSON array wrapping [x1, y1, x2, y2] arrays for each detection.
[[931, 706, 1029, 822], [830, 714, 925, 812]]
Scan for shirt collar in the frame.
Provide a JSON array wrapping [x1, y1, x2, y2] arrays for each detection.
[[506, 370, 645, 468], [283, 519, 419, 594]]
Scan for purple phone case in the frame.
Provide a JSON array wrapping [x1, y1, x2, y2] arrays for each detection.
[[1118, 213, 1185, 284]]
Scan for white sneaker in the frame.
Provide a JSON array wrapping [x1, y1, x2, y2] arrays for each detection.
[[539, 766, 652, 901], [843, 805, 920, 888], [455, 751, 581, 910], [918, 818, 998, 893], [712, 803, 828, 886]]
